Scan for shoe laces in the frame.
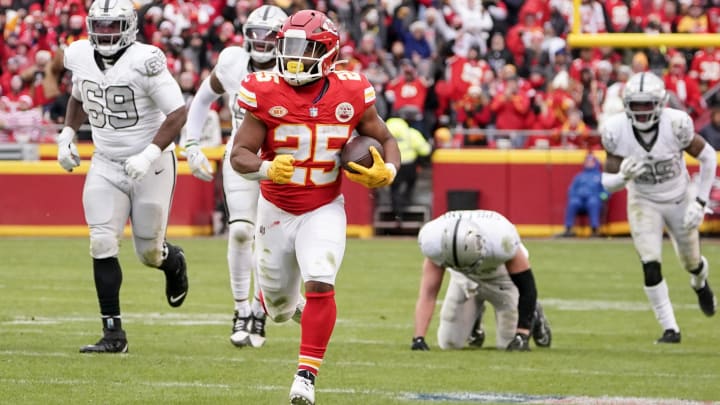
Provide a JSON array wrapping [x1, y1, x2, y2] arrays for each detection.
[[232, 314, 251, 333], [251, 315, 266, 336]]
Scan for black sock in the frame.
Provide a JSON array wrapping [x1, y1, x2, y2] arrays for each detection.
[[510, 269, 538, 330], [93, 257, 122, 317]]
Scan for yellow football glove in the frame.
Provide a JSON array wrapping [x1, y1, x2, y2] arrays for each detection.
[[345, 146, 397, 188], [266, 154, 295, 184]]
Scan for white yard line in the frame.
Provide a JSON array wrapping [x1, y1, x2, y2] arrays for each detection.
[[0, 377, 715, 404]]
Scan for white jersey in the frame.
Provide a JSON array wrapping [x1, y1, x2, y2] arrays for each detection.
[[64, 40, 185, 159], [214, 46, 270, 135], [418, 210, 522, 282], [601, 108, 694, 203]]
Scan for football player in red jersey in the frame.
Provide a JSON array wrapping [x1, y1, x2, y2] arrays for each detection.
[[229, 9, 400, 405]]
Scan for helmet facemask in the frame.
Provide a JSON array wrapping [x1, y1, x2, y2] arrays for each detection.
[[245, 26, 279, 63], [243, 5, 287, 65], [623, 72, 668, 131], [87, 0, 137, 57], [277, 34, 331, 86]]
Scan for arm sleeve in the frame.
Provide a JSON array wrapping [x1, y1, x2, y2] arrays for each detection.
[[185, 78, 222, 145], [695, 142, 717, 203], [601, 171, 628, 193]]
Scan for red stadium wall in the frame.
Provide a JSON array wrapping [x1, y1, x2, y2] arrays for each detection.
[[0, 147, 375, 237], [430, 149, 720, 236], [3, 147, 718, 237]]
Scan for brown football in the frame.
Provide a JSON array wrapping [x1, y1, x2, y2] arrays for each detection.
[[341, 136, 384, 173]]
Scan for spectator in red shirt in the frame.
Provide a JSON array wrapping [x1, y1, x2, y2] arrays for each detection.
[[446, 45, 491, 102], [490, 75, 531, 147], [384, 59, 430, 136], [454, 84, 492, 147], [664, 53, 707, 120], [690, 46, 720, 92]]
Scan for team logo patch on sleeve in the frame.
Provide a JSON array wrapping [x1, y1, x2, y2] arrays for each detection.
[[335, 102, 354, 122], [269, 106, 288, 118], [144, 49, 166, 76], [237, 87, 257, 109], [364, 86, 376, 104]]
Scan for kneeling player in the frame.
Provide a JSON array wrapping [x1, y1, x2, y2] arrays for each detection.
[[411, 210, 551, 351]]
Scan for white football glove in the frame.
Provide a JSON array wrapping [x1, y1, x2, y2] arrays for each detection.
[[619, 156, 647, 181], [56, 127, 80, 172], [185, 143, 214, 182], [683, 199, 713, 230], [124, 144, 162, 180]]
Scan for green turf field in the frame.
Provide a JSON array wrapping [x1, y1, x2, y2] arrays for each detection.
[[1, 236, 719, 404]]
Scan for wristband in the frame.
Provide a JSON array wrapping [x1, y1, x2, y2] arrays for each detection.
[[696, 197, 707, 207], [385, 163, 397, 178]]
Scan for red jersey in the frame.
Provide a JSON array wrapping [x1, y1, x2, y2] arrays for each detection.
[[446, 56, 491, 101], [690, 48, 720, 89], [237, 70, 376, 215]]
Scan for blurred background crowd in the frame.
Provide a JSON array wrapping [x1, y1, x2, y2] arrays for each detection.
[[0, 0, 719, 150]]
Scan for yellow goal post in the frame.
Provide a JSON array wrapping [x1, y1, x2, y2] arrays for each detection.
[[566, 0, 720, 48]]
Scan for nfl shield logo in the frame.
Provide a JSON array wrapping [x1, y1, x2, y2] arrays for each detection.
[[309, 107, 318, 117]]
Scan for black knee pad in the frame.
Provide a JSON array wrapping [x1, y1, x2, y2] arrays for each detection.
[[642, 261, 663, 287]]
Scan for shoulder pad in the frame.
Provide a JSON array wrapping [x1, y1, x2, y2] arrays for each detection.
[[63, 40, 92, 70], [133, 45, 167, 76], [600, 114, 625, 154], [217, 46, 249, 68], [668, 109, 694, 147]]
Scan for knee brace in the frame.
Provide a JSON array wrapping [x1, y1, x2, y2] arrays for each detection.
[[228, 220, 254, 245], [642, 261, 663, 287], [90, 233, 120, 259]]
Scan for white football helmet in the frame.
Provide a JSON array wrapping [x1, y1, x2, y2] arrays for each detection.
[[440, 217, 485, 269], [623, 72, 668, 131], [87, 0, 137, 57], [244, 5, 287, 64]]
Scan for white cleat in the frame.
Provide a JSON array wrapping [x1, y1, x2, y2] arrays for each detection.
[[289, 373, 315, 405]]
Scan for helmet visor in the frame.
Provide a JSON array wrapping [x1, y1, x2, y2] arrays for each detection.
[[89, 18, 125, 46], [245, 27, 277, 53], [279, 37, 326, 73]]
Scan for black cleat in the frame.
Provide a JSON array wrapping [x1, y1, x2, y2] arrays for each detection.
[[165, 246, 188, 308], [230, 312, 251, 347], [655, 329, 681, 344], [468, 318, 485, 348], [694, 282, 716, 317], [249, 314, 267, 348], [531, 302, 552, 348], [506, 333, 531, 351], [80, 329, 128, 353]]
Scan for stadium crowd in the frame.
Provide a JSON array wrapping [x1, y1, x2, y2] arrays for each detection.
[[0, 0, 719, 148]]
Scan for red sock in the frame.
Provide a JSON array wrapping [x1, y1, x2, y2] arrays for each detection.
[[297, 290, 336, 376]]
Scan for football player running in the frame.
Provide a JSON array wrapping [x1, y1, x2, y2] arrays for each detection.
[[184, 5, 289, 349], [56, 0, 188, 353], [601, 71, 717, 344], [413, 210, 552, 351], [230, 10, 400, 405]]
